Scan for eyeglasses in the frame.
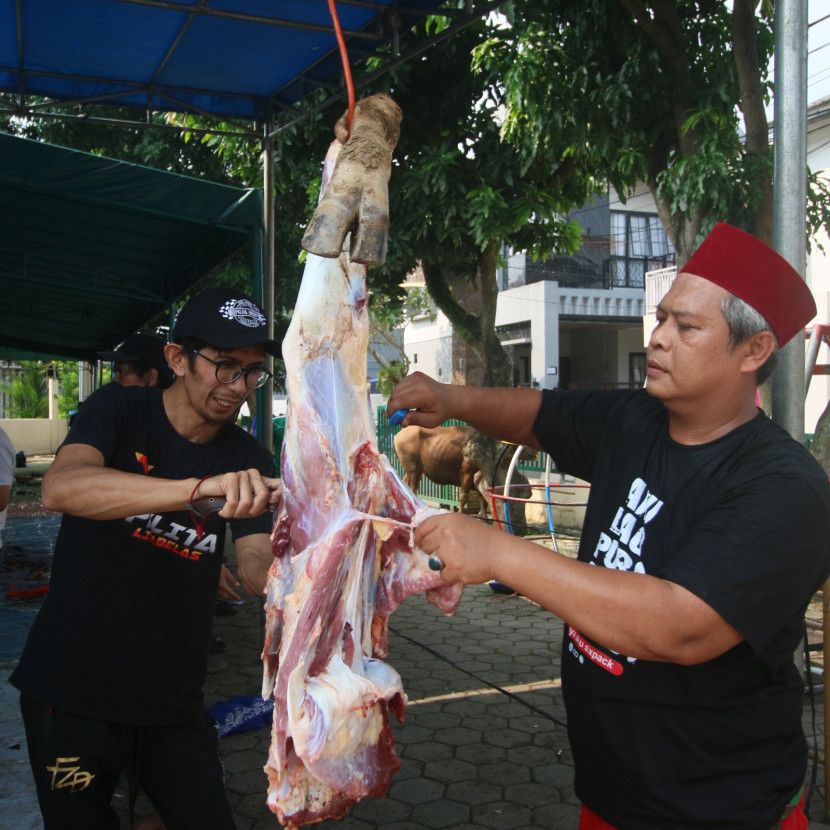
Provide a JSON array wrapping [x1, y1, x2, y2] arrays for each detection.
[[192, 350, 272, 390]]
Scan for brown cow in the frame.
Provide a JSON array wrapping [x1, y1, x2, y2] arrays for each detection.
[[393, 425, 478, 503], [392, 425, 535, 521]]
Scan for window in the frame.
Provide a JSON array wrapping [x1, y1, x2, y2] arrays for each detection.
[[609, 212, 674, 288], [629, 353, 647, 388]]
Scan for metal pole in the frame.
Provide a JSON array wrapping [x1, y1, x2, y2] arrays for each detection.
[[770, 0, 820, 806], [255, 119, 275, 453], [771, 0, 807, 441]]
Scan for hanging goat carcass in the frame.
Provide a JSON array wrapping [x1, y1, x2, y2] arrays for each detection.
[[261, 95, 463, 829]]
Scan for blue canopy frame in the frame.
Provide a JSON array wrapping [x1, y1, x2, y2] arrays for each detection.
[[0, 0, 504, 439], [0, 0, 502, 126]]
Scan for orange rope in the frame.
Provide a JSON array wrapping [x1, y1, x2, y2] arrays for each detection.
[[327, 0, 355, 136]]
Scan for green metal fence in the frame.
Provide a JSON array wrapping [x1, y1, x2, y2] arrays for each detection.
[[375, 407, 552, 510]]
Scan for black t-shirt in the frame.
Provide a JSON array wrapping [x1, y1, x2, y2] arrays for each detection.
[[11, 384, 275, 724], [533, 388, 830, 829]]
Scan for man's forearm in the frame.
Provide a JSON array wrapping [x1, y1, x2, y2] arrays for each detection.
[[235, 534, 274, 596], [449, 385, 544, 448], [43, 463, 197, 520], [388, 372, 544, 448]]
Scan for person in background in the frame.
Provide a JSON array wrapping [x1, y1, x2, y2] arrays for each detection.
[[0, 424, 14, 550], [12, 285, 280, 830], [389, 223, 830, 830], [98, 332, 174, 389]]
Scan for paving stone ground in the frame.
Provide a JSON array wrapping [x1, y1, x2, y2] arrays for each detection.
[[3, 516, 830, 829], [121, 539, 830, 830]]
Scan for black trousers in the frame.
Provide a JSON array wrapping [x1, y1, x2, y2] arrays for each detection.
[[20, 694, 236, 830]]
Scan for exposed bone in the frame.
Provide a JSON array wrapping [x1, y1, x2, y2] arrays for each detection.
[[301, 94, 402, 267]]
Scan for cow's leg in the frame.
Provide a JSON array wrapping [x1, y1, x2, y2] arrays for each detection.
[[403, 469, 422, 494], [473, 471, 492, 520], [458, 463, 477, 514]]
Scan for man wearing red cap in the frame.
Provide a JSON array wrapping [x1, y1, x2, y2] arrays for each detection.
[[388, 223, 830, 829]]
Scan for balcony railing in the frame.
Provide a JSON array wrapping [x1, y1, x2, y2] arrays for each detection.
[[645, 266, 677, 312], [516, 253, 675, 291], [604, 254, 675, 289]]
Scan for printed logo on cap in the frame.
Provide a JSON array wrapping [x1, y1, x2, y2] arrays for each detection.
[[219, 299, 266, 329]]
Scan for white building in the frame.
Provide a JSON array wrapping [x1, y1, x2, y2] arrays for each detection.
[[404, 195, 670, 392]]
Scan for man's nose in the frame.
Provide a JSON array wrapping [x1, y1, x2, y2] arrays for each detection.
[[227, 372, 250, 392], [648, 322, 667, 350]]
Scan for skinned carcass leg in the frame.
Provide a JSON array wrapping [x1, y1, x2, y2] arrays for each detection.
[[262, 96, 462, 829]]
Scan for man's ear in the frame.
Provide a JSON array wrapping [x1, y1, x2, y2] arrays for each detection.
[[142, 368, 160, 388], [740, 330, 776, 374], [165, 343, 189, 379]]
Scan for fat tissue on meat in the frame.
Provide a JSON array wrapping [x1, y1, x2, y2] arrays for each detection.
[[262, 94, 463, 829]]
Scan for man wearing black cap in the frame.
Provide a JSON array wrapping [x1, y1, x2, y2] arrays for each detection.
[[388, 224, 830, 829], [11, 285, 280, 830], [98, 332, 175, 389]]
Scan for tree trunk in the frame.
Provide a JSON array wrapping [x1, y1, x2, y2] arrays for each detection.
[[422, 238, 512, 389], [732, 0, 774, 245], [421, 239, 519, 526], [648, 188, 703, 269]]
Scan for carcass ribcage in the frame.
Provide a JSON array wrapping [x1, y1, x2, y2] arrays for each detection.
[[262, 238, 462, 827]]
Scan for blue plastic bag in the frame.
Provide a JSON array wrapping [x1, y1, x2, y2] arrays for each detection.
[[208, 694, 274, 737]]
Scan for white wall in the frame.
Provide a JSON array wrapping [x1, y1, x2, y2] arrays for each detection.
[[0, 418, 68, 456], [404, 280, 645, 390], [496, 281, 560, 390], [404, 311, 454, 382], [608, 183, 655, 213]]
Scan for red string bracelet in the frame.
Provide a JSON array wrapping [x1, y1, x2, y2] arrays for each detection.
[[187, 474, 216, 540]]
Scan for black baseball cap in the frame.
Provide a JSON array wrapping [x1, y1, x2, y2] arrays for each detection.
[[98, 333, 173, 382], [172, 286, 280, 356]]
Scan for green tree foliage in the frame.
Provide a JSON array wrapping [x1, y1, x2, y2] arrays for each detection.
[[476, 0, 783, 264], [55, 362, 80, 419], [0, 361, 83, 419], [1, 363, 48, 418], [367, 18, 590, 388]]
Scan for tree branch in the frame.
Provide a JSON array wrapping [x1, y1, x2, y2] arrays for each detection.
[[732, 0, 773, 243]]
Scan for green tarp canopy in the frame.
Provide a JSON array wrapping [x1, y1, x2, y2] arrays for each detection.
[[0, 132, 263, 361]]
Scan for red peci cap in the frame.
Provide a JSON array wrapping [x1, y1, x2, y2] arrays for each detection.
[[681, 222, 816, 347]]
